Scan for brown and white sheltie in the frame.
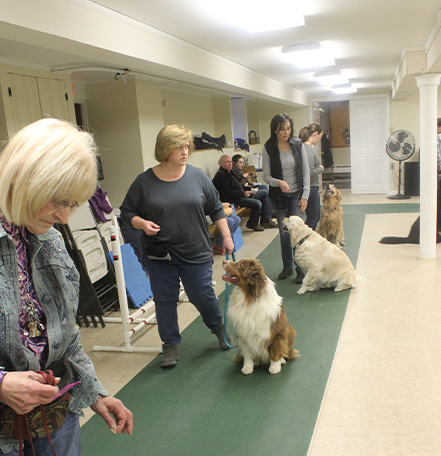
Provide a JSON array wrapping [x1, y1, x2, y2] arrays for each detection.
[[222, 259, 299, 375]]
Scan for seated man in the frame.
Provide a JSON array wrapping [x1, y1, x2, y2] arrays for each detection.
[[212, 155, 277, 231]]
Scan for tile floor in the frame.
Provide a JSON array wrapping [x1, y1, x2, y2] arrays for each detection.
[[79, 189, 441, 456]]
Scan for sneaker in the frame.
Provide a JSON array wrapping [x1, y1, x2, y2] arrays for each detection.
[[161, 344, 180, 368], [212, 246, 226, 255], [278, 268, 293, 280], [246, 222, 265, 231], [260, 220, 278, 229]]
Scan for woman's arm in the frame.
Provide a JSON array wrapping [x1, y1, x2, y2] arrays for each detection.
[[262, 147, 281, 187], [213, 217, 234, 253]]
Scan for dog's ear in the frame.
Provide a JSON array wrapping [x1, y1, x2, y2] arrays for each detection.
[[337, 190, 342, 201], [243, 260, 266, 296]]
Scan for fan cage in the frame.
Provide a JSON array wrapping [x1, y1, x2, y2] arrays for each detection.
[[386, 130, 415, 162]]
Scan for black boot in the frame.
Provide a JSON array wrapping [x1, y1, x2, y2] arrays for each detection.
[[161, 344, 180, 367], [212, 323, 233, 350], [278, 268, 293, 280], [295, 268, 305, 284]]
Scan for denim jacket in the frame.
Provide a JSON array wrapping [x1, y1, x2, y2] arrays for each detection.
[[0, 225, 108, 451]]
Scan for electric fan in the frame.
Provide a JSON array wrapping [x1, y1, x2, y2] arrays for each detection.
[[386, 129, 415, 200]]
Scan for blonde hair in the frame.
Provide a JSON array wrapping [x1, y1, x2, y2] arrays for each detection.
[[155, 124, 194, 162], [0, 118, 98, 226]]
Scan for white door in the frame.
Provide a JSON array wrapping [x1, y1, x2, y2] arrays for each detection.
[[350, 95, 389, 194], [8, 74, 42, 133], [37, 78, 70, 121]]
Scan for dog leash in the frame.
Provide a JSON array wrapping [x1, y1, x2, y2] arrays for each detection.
[[223, 251, 237, 349]]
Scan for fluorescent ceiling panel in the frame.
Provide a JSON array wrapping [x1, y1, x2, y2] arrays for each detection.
[[282, 43, 335, 69], [219, 0, 304, 33], [313, 70, 348, 86], [331, 83, 357, 94]]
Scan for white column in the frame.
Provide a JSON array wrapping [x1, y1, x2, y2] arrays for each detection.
[[416, 74, 441, 260]]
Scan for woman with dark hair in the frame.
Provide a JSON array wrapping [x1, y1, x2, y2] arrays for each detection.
[[299, 123, 324, 230], [262, 113, 310, 281]]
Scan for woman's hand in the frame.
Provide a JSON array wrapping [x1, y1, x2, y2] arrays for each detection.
[[223, 236, 235, 255], [131, 216, 160, 236], [278, 180, 290, 193], [299, 198, 308, 214], [0, 371, 60, 415], [244, 190, 253, 198], [91, 395, 133, 435], [141, 220, 161, 236]]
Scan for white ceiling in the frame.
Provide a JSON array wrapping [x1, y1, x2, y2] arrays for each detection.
[[87, 0, 441, 97], [1, 0, 440, 100]]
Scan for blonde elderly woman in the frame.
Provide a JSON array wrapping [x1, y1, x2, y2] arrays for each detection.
[[0, 119, 133, 455], [120, 125, 234, 368]]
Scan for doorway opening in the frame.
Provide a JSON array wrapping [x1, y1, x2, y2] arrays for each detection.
[[314, 101, 351, 189]]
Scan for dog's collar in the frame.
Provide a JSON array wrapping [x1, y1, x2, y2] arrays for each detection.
[[326, 206, 338, 213], [294, 234, 311, 249]]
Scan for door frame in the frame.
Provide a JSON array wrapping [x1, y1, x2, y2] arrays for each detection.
[[310, 93, 390, 194]]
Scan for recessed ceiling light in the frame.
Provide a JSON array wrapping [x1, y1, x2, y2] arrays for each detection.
[[282, 43, 335, 69], [313, 70, 348, 86], [331, 83, 357, 94]]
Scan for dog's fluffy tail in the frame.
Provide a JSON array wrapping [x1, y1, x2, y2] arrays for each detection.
[[379, 236, 415, 244]]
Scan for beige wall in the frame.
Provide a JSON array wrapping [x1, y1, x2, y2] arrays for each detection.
[[86, 79, 144, 208], [134, 79, 164, 171], [162, 89, 216, 136]]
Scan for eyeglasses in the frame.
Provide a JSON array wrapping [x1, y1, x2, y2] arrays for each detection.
[[53, 199, 79, 211]]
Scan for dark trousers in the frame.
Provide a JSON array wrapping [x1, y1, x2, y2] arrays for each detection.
[[305, 186, 321, 230], [143, 254, 223, 345], [271, 193, 303, 270]]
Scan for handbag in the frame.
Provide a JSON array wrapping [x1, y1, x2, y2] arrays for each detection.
[[0, 359, 72, 456]]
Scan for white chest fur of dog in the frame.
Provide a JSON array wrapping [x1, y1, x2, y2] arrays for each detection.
[[223, 259, 298, 375], [285, 216, 356, 295]]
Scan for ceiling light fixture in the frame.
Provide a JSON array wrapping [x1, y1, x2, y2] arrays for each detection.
[[282, 43, 335, 69], [313, 70, 348, 86], [331, 83, 357, 94], [219, 0, 304, 33]]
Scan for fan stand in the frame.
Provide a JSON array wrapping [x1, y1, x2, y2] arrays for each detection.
[[387, 160, 411, 199]]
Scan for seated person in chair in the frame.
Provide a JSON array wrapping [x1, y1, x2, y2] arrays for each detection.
[[231, 154, 268, 191], [212, 155, 277, 232]]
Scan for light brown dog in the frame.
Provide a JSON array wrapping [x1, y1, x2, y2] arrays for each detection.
[[317, 183, 345, 248], [222, 259, 299, 375]]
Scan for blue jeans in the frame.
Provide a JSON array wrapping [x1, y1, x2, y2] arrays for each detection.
[[215, 214, 241, 248], [143, 254, 223, 345], [239, 188, 272, 226], [1, 412, 81, 456], [271, 193, 303, 270], [305, 186, 321, 230]]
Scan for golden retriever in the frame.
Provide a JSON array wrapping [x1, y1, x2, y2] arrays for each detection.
[[285, 216, 356, 295], [222, 259, 299, 375], [317, 183, 345, 248]]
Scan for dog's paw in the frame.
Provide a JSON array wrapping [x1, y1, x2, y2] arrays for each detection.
[[241, 365, 254, 375], [269, 360, 282, 374], [281, 358, 286, 365], [297, 288, 306, 295]]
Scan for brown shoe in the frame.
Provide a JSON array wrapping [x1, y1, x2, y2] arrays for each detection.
[[261, 220, 278, 229], [246, 222, 265, 231]]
